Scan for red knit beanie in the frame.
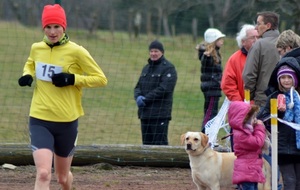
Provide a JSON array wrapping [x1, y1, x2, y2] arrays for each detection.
[[42, 4, 67, 30]]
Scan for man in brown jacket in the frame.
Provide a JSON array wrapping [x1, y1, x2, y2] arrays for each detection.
[[242, 11, 280, 107]]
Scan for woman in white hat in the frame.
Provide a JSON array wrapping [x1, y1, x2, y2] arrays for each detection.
[[196, 28, 226, 133]]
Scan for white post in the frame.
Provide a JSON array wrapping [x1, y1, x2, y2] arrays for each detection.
[[271, 99, 278, 190]]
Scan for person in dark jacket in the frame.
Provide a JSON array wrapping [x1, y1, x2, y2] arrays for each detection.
[[196, 28, 225, 132], [260, 55, 300, 190], [134, 40, 177, 145]]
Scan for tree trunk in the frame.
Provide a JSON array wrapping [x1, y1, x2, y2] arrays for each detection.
[[128, 9, 133, 40], [134, 12, 142, 39], [192, 18, 198, 43], [110, 9, 115, 37], [163, 14, 170, 37], [156, 7, 163, 38], [146, 11, 152, 37]]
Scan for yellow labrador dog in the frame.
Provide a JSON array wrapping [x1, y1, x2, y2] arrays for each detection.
[[181, 131, 272, 190]]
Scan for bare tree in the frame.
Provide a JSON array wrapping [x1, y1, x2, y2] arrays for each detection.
[[128, 8, 134, 40], [122, 0, 188, 38], [4, 0, 300, 37], [146, 11, 152, 36], [277, 0, 300, 33], [110, 9, 115, 37], [175, 0, 256, 33], [133, 11, 142, 38], [146, 0, 188, 37]]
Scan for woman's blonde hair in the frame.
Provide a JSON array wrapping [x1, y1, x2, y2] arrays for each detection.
[[276, 29, 300, 49], [204, 41, 221, 64]]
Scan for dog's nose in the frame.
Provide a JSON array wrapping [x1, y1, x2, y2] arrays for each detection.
[[186, 143, 192, 150]]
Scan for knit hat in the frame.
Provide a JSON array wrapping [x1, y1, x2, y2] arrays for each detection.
[[149, 40, 164, 53], [42, 4, 67, 30], [277, 65, 298, 87], [204, 28, 226, 43]]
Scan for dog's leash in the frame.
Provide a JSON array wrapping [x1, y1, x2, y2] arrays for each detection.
[[220, 133, 233, 140]]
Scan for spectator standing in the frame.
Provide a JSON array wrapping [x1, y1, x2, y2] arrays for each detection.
[[228, 101, 266, 190], [196, 28, 225, 132], [221, 24, 258, 101], [221, 24, 258, 151], [261, 56, 300, 190], [242, 11, 280, 107], [134, 40, 177, 145], [18, 4, 107, 190], [258, 29, 300, 190], [263, 30, 300, 115], [276, 29, 300, 58]]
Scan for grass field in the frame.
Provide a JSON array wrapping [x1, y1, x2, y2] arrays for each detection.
[[0, 21, 237, 146]]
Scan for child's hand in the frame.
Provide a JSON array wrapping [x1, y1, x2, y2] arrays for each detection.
[[277, 94, 286, 112], [203, 51, 211, 56], [256, 119, 264, 125]]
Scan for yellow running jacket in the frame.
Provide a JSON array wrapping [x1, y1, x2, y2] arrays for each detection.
[[22, 40, 107, 122]]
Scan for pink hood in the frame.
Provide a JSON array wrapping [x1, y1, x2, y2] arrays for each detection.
[[228, 101, 251, 130]]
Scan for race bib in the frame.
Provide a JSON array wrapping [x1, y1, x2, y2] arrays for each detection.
[[36, 62, 62, 82]]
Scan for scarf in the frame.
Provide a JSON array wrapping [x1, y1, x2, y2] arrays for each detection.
[[43, 33, 69, 47]]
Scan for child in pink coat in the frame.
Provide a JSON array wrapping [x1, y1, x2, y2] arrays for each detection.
[[228, 101, 266, 190]]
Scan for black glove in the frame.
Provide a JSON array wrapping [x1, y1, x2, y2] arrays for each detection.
[[18, 75, 33, 87], [52, 73, 75, 87]]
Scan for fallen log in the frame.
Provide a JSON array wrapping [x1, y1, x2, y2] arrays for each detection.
[[0, 144, 190, 167]]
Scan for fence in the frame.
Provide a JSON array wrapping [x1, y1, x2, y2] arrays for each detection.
[[0, 1, 237, 166]]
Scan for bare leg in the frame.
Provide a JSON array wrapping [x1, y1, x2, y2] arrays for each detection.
[[54, 154, 74, 190], [33, 149, 53, 190]]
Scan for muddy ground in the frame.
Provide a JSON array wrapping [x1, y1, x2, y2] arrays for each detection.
[[0, 164, 198, 190]]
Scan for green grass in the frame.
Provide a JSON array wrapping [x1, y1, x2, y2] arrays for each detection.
[[0, 21, 237, 146]]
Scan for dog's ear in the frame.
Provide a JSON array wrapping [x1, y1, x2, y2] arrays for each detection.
[[200, 132, 209, 147], [180, 133, 186, 145]]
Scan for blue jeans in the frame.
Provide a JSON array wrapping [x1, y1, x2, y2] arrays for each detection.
[[238, 182, 257, 190]]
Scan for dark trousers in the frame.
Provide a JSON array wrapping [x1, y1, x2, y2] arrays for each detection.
[[201, 96, 219, 133], [141, 118, 169, 145], [279, 163, 300, 190]]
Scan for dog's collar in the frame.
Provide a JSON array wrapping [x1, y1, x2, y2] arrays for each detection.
[[195, 143, 210, 155]]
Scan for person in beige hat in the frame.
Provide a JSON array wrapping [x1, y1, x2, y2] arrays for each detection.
[[196, 28, 225, 133]]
